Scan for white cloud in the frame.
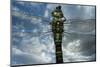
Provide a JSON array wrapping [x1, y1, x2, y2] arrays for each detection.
[[62, 39, 95, 62], [12, 6, 20, 11], [62, 5, 95, 19], [44, 9, 49, 17], [12, 30, 56, 65], [12, 47, 24, 55]]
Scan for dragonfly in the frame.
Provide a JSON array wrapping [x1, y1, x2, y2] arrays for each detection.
[[12, 5, 96, 64]]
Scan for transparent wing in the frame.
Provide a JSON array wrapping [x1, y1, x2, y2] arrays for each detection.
[[12, 11, 96, 38], [12, 10, 53, 37], [12, 11, 51, 23], [64, 19, 96, 24], [63, 19, 96, 38]]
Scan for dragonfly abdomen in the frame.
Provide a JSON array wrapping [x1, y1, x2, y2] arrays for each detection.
[[54, 33, 63, 63]]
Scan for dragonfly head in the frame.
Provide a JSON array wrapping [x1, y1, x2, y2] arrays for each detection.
[[52, 6, 63, 18], [56, 6, 61, 10]]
